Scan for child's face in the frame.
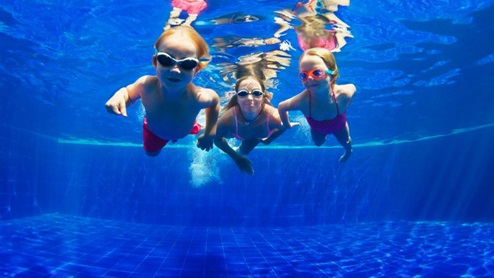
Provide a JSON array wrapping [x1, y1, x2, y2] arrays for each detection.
[[299, 54, 331, 92], [237, 78, 264, 113], [154, 33, 199, 90]]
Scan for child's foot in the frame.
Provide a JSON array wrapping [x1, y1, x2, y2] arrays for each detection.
[[338, 149, 352, 163], [168, 18, 185, 25]]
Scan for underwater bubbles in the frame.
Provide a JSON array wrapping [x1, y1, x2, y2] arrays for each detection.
[[188, 146, 225, 188]]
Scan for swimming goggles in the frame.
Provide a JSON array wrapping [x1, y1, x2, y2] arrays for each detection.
[[156, 52, 199, 70], [237, 89, 264, 98], [298, 68, 334, 82]]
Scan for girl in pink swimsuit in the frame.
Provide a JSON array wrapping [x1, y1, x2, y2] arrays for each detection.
[[214, 75, 289, 175], [278, 47, 356, 162]]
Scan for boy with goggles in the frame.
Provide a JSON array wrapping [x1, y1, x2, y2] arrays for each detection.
[[278, 47, 356, 162], [105, 26, 219, 157]]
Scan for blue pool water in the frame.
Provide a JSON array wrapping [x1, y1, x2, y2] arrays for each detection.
[[1, 0, 494, 277]]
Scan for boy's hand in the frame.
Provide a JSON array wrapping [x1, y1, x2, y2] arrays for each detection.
[[196, 134, 214, 151], [105, 95, 127, 117]]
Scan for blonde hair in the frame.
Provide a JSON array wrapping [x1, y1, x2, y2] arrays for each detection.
[[300, 47, 340, 83], [154, 25, 210, 70], [223, 75, 273, 112]]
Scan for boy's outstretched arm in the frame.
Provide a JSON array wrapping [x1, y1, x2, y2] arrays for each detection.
[[105, 87, 132, 117], [105, 76, 145, 117], [197, 91, 220, 151]]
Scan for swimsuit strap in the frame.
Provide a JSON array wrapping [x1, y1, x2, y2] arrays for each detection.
[[309, 90, 340, 117], [332, 91, 340, 115]]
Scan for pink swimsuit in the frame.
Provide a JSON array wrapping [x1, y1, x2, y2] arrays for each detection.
[[297, 30, 338, 51], [233, 106, 275, 140], [171, 0, 207, 15], [305, 91, 346, 135]]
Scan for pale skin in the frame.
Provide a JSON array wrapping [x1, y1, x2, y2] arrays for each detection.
[[165, 8, 198, 30], [321, 0, 350, 12], [278, 53, 356, 162], [214, 77, 291, 175], [105, 32, 219, 156]]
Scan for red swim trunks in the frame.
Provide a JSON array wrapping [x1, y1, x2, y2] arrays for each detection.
[[171, 0, 207, 15], [143, 118, 202, 152]]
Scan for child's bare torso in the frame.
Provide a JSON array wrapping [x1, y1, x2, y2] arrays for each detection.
[[141, 81, 202, 140]]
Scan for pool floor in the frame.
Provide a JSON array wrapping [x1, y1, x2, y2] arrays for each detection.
[[1, 214, 493, 277]]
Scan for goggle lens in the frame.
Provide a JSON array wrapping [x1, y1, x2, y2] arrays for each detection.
[[156, 52, 199, 70], [299, 68, 334, 82], [237, 90, 264, 97]]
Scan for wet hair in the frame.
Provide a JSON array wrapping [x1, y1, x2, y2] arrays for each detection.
[[154, 25, 210, 70], [300, 47, 340, 82], [223, 75, 273, 112], [296, 15, 329, 37], [236, 63, 267, 82]]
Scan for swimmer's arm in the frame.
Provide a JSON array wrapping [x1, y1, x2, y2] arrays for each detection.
[[347, 84, 357, 99], [201, 90, 220, 138], [260, 128, 285, 145], [261, 110, 297, 145], [214, 135, 253, 175], [278, 97, 300, 129], [214, 136, 240, 159], [105, 76, 147, 117], [338, 84, 356, 108], [214, 119, 242, 158], [196, 90, 220, 151]]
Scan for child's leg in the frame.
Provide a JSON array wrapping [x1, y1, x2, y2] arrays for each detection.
[[238, 138, 260, 155], [184, 14, 199, 26], [324, 12, 349, 28], [171, 7, 182, 16], [333, 123, 352, 162], [146, 150, 162, 157], [311, 129, 327, 146], [165, 8, 183, 30], [334, 32, 352, 52]]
